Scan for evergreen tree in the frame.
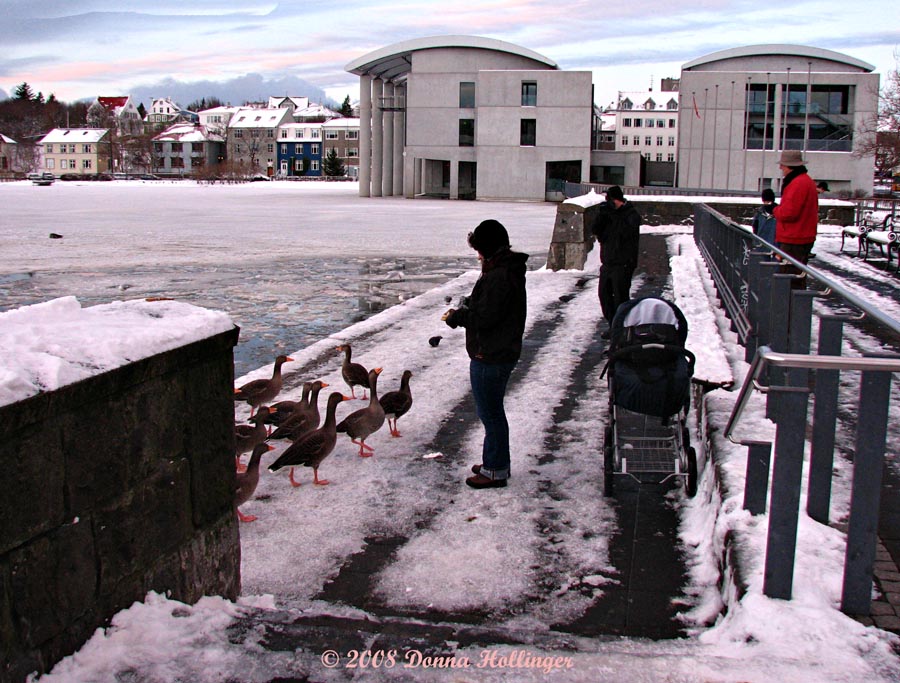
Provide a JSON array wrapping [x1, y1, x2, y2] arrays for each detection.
[[13, 82, 36, 102], [340, 95, 353, 117], [323, 147, 345, 177]]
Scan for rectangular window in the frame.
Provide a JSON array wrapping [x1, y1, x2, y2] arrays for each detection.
[[295, 129, 303, 138], [459, 119, 474, 146], [296, 144, 302, 153], [347, 130, 358, 140], [657, 136, 663, 146], [311, 144, 319, 155], [645, 136, 652, 145], [45, 144, 53, 153], [633, 119, 642, 127], [311, 130, 320, 139], [68, 144, 76, 153], [667, 153, 675, 162], [172, 157, 184, 168], [656, 153, 662, 161], [459, 82, 476, 108], [192, 157, 204, 167], [251, 129, 260, 138], [295, 159, 303, 171], [311, 160, 320, 171], [234, 129, 243, 138], [281, 144, 287, 154], [60, 159, 68, 169], [521, 82, 537, 107], [347, 147, 358, 157], [622, 118, 632, 127], [669, 119, 676, 128], [46, 159, 55, 169], [153, 142, 163, 153], [520, 119, 536, 146], [266, 130, 274, 138], [621, 136, 628, 145], [234, 144, 242, 154], [646, 119, 654, 128], [668, 136, 675, 146], [657, 119, 664, 128], [171, 143, 183, 152], [192, 143, 203, 152], [632, 136, 640, 145], [267, 144, 274, 153], [280, 129, 287, 138], [325, 130, 339, 139], [82, 144, 92, 153]]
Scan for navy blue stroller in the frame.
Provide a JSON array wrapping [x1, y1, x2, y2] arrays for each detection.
[[601, 297, 698, 496]]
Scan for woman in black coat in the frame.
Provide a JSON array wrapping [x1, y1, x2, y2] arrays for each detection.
[[443, 219, 528, 489]]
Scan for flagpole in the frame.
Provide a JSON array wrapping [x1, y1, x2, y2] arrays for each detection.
[[760, 72, 770, 192], [803, 61, 812, 154], [711, 84, 719, 188], [726, 80, 734, 191], [700, 88, 708, 189], [742, 76, 751, 191]]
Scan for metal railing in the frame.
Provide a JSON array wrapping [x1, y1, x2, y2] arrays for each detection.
[[695, 203, 900, 616]]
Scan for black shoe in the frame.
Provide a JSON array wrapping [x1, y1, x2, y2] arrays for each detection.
[[472, 464, 511, 478], [466, 473, 507, 489]]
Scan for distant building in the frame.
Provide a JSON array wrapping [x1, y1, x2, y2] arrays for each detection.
[[197, 106, 241, 136], [152, 123, 225, 176], [678, 44, 879, 194], [276, 122, 323, 177], [0, 134, 20, 174], [322, 118, 360, 178], [38, 128, 112, 176], [87, 96, 143, 137], [145, 97, 198, 132], [227, 107, 291, 175], [611, 88, 680, 186]]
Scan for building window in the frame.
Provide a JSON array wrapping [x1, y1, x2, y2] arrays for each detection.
[[520, 119, 536, 146], [171, 143, 183, 152], [266, 144, 274, 153], [82, 144, 92, 153], [60, 159, 68, 169], [656, 153, 663, 161], [622, 118, 632, 127], [234, 129, 243, 138], [633, 119, 642, 127], [280, 129, 288, 138], [657, 136, 663, 146], [266, 130, 274, 138], [172, 157, 184, 168], [295, 159, 303, 171], [657, 119, 664, 128], [646, 119, 654, 128], [459, 119, 474, 146], [311, 144, 319, 155], [46, 159, 54, 169], [68, 144, 76, 153], [82, 159, 92, 169], [234, 144, 242, 154], [281, 144, 287, 154], [311, 160, 320, 171], [669, 119, 676, 127], [153, 142, 163, 153], [312, 130, 320, 139], [325, 130, 339, 139], [459, 82, 475, 108], [295, 129, 303, 138], [632, 136, 640, 145], [667, 153, 675, 162], [347, 147, 358, 157], [192, 143, 203, 152], [645, 136, 652, 145], [521, 82, 537, 107], [295, 144, 302, 153], [192, 157, 204, 167], [621, 136, 629, 145], [668, 136, 675, 146], [347, 130, 359, 140], [45, 144, 53, 153]]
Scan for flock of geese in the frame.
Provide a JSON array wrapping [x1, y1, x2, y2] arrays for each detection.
[[232, 344, 414, 523]]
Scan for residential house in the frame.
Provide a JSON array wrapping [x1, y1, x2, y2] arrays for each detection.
[[197, 106, 241, 136], [268, 96, 309, 113], [144, 97, 198, 133], [611, 87, 680, 186], [0, 134, 20, 175], [678, 44, 879, 193], [226, 107, 290, 175], [152, 123, 225, 177], [38, 129, 112, 176], [87, 96, 144, 137], [277, 122, 323, 177], [346, 35, 595, 201], [322, 118, 360, 178]]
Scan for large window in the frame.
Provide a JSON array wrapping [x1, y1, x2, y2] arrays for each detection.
[[459, 82, 475, 108], [459, 119, 474, 147], [520, 119, 536, 146], [325, 130, 339, 139], [521, 82, 537, 107], [347, 130, 359, 140]]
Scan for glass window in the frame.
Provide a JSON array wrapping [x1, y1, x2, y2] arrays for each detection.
[[82, 144, 92, 153], [623, 118, 632, 127], [669, 119, 676, 128], [459, 119, 474, 147], [325, 131, 339, 139], [234, 129, 243, 138], [667, 153, 675, 162], [82, 159, 92, 169], [171, 143, 183, 152], [311, 160, 320, 171], [459, 82, 475, 108], [347, 148, 358, 157], [656, 153, 662, 161], [621, 136, 628, 145], [668, 136, 675, 146], [657, 136, 663, 146], [657, 119, 664, 128], [646, 119, 654, 128], [295, 144, 302, 153], [633, 119, 642, 127], [347, 130, 359, 140], [312, 130, 320, 139], [267, 144, 274, 153], [311, 144, 319, 155], [520, 119, 536, 146], [645, 136, 652, 145], [632, 136, 640, 145], [522, 82, 537, 107], [45, 144, 53, 153], [280, 129, 287, 138], [192, 143, 203, 152]]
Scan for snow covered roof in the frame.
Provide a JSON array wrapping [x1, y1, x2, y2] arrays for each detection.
[[268, 96, 309, 110], [322, 118, 360, 129], [617, 91, 680, 111], [292, 103, 339, 120], [0, 134, 16, 144], [39, 128, 109, 144], [230, 108, 290, 129], [153, 123, 224, 143], [198, 106, 241, 115]]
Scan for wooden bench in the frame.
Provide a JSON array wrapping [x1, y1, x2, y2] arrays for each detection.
[[841, 224, 871, 256]]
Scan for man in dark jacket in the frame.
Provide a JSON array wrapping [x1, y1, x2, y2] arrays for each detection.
[[443, 219, 528, 489], [591, 186, 641, 337]]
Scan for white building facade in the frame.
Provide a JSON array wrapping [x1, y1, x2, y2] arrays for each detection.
[[678, 45, 879, 194]]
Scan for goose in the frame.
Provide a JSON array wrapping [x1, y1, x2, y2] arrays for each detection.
[[379, 370, 413, 437], [235, 406, 273, 472], [336, 368, 385, 457], [235, 443, 275, 522], [234, 354, 293, 416], [337, 343, 374, 399], [268, 380, 329, 441]]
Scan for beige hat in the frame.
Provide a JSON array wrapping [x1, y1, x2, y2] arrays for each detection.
[[778, 150, 807, 167]]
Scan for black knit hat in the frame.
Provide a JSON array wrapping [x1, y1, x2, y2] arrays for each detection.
[[761, 188, 776, 202], [606, 185, 625, 202], [468, 219, 510, 257]]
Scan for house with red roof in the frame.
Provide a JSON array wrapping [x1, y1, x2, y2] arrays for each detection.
[[87, 96, 143, 137]]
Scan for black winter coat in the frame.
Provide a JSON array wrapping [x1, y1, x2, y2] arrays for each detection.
[[591, 201, 641, 267], [445, 249, 528, 364]]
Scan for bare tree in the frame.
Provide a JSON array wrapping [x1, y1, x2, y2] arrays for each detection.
[[856, 53, 900, 178]]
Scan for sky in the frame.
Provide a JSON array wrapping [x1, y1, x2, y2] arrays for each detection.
[[0, 0, 898, 111], [3, 181, 900, 681]]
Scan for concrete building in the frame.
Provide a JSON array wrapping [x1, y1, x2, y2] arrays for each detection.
[[276, 122, 323, 177], [198, 106, 241, 136], [145, 97, 198, 133], [610, 88, 679, 187], [38, 128, 112, 176], [226, 107, 290, 176], [678, 44, 879, 194], [152, 123, 225, 177], [322, 118, 360, 178], [345, 35, 595, 201]]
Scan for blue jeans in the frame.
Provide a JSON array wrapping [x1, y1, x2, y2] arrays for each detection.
[[470, 358, 516, 480]]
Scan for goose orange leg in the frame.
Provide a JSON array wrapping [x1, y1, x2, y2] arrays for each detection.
[[236, 456, 247, 473], [237, 509, 257, 523], [289, 467, 303, 487], [352, 439, 374, 457], [313, 468, 330, 486]]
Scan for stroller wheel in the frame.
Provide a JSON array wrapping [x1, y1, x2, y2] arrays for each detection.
[[603, 426, 614, 496], [686, 447, 698, 497]]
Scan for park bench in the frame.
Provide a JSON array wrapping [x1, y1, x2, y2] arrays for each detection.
[[861, 211, 897, 266]]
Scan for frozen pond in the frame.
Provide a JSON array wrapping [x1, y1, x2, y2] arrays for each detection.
[[0, 180, 557, 376]]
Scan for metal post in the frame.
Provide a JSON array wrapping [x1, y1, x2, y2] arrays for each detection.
[[755, 261, 781, 355], [807, 316, 845, 524], [766, 274, 793, 418], [763, 386, 810, 599], [743, 441, 773, 515], [786, 290, 816, 387], [841, 370, 892, 615]]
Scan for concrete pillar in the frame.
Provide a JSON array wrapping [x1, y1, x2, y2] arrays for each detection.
[[393, 84, 405, 196], [383, 82, 394, 197], [358, 75, 372, 197], [450, 160, 459, 199], [371, 78, 384, 197], [414, 157, 423, 197]]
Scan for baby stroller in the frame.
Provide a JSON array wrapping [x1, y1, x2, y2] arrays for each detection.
[[601, 296, 698, 497]]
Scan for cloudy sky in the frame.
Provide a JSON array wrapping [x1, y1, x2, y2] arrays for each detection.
[[1, 0, 897, 109]]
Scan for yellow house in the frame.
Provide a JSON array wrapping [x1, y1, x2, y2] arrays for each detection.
[[39, 128, 112, 176]]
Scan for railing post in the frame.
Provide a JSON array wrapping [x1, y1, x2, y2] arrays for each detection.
[[786, 290, 816, 387], [763, 385, 810, 600], [841, 370, 893, 615], [765, 274, 794, 419], [807, 316, 845, 524], [743, 441, 773, 515], [745, 251, 769, 363]]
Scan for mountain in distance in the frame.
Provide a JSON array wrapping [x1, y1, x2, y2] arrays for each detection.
[[129, 72, 342, 110]]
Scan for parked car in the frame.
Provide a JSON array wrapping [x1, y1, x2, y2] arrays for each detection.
[[59, 173, 81, 181], [96, 173, 114, 181], [139, 173, 160, 180], [27, 172, 55, 181]]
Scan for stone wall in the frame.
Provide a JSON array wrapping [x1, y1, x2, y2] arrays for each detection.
[[0, 327, 240, 683]]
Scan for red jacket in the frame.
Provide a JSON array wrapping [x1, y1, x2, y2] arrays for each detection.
[[773, 170, 818, 244]]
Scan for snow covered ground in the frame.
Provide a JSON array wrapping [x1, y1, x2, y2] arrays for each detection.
[[2, 181, 899, 682]]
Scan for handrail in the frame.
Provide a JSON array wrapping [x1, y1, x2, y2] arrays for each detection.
[[725, 345, 900, 443]]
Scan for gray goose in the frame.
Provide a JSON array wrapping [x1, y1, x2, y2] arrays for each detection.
[[266, 382, 311, 426], [337, 343, 374, 400], [268, 392, 349, 486], [235, 406, 273, 472], [234, 354, 294, 416], [235, 443, 275, 522], [379, 370, 413, 437], [336, 368, 385, 457], [268, 380, 329, 441]]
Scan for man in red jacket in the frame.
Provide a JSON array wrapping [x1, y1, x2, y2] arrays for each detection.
[[773, 150, 818, 289]]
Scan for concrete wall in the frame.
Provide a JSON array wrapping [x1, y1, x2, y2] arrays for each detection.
[[0, 327, 240, 683]]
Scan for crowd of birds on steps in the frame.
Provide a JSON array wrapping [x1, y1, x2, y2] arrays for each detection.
[[232, 344, 414, 523]]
